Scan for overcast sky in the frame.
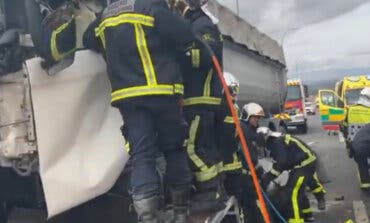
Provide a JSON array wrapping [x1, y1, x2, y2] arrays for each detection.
[[217, 0, 370, 82]]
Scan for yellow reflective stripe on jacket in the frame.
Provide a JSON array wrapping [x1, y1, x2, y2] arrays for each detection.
[[203, 69, 213, 96], [191, 49, 200, 68], [270, 168, 281, 177], [289, 176, 305, 223], [111, 84, 184, 102], [99, 31, 106, 49], [285, 134, 316, 168], [224, 116, 234, 124], [124, 142, 130, 153], [51, 20, 76, 61], [186, 115, 218, 182], [134, 24, 157, 85], [95, 13, 154, 37], [184, 69, 222, 106], [183, 97, 222, 106], [223, 153, 242, 172], [216, 162, 224, 173]]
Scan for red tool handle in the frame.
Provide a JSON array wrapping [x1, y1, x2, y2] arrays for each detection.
[[210, 55, 271, 223]]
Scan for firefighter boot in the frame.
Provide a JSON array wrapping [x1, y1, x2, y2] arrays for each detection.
[[170, 187, 190, 223], [133, 196, 160, 223], [315, 192, 326, 210], [303, 212, 315, 222]]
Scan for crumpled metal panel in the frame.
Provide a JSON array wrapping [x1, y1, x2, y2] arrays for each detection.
[[25, 51, 127, 218]]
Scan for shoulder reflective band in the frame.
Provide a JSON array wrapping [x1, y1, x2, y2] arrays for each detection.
[[51, 20, 76, 61], [95, 13, 154, 36], [95, 13, 154, 50], [111, 84, 184, 102]]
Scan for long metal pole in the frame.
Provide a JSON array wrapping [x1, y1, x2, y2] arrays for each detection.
[[236, 0, 239, 16]]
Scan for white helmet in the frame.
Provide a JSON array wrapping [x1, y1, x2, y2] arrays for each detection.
[[241, 103, 265, 121], [358, 87, 370, 107], [224, 71, 240, 99]]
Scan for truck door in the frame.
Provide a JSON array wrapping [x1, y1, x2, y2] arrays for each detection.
[[318, 90, 345, 131]]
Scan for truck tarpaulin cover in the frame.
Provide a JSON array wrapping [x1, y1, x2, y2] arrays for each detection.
[[25, 51, 127, 218]]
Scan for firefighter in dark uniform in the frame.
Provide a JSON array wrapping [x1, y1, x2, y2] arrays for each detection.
[[237, 103, 266, 223], [352, 124, 370, 191], [171, 0, 227, 213], [256, 127, 317, 223], [83, 0, 199, 222], [348, 87, 370, 191]]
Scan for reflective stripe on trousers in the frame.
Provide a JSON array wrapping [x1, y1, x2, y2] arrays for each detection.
[[186, 115, 218, 182], [289, 176, 305, 223]]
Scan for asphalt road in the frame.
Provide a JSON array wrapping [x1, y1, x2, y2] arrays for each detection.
[[7, 113, 370, 223], [294, 114, 370, 223]]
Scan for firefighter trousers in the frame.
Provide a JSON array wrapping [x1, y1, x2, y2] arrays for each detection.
[[278, 163, 315, 223], [306, 171, 326, 196], [118, 96, 192, 201], [354, 153, 370, 189], [224, 171, 265, 223], [183, 108, 222, 191]]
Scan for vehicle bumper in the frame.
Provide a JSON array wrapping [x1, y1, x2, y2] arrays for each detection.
[[286, 114, 306, 126]]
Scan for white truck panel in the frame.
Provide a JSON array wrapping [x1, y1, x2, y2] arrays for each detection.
[[25, 51, 128, 217]]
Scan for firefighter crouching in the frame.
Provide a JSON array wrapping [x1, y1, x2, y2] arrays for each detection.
[[348, 87, 370, 191], [82, 0, 204, 222], [256, 127, 318, 223], [171, 0, 229, 213]]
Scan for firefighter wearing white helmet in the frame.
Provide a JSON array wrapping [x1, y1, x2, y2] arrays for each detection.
[[232, 102, 266, 223], [344, 86, 370, 191]]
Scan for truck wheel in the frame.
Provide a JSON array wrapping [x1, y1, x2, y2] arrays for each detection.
[[299, 123, 308, 134]]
